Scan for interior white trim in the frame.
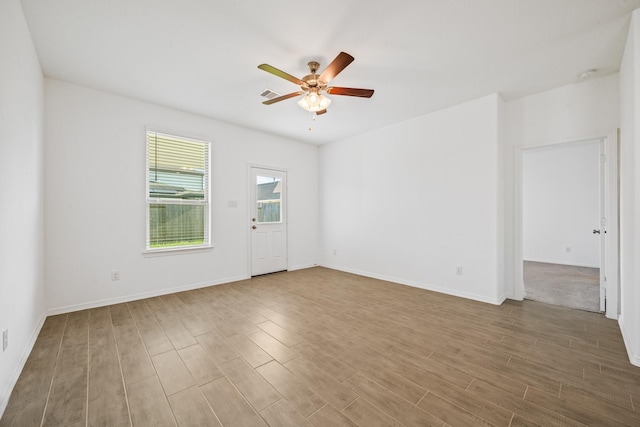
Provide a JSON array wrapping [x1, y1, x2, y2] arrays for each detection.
[[0, 313, 46, 418], [604, 129, 620, 319], [514, 132, 620, 319], [522, 258, 600, 269], [512, 144, 525, 301], [321, 263, 506, 306], [619, 316, 640, 367], [288, 264, 318, 272], [142, 245, 214, 257], [45, 275, 250, 316]]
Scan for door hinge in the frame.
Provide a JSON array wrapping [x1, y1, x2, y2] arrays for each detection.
[[601, 154, 607, 163]]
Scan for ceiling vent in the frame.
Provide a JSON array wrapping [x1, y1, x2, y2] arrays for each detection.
[[260, 89, 281, 99]]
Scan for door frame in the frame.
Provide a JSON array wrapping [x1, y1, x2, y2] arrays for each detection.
[[247, 164, 289, 276], [513, 130, 619, 319]]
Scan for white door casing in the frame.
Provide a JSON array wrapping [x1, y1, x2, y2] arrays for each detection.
[[250, 167, 287, 276], [514, 131, 620, 320], [599, 140, 606, 312]]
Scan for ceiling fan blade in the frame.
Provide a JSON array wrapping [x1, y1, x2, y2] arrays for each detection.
[[327, 87, 374, 98], [262, 91, 304, 105], [258, 64, 304, 86], [316, 109, 328, 115], [319, 52, 354, 83]]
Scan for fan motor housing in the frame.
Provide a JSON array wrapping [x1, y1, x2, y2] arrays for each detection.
[[301, 61, 328, 91]]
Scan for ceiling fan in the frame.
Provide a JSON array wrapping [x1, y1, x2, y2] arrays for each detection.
[[258, 52, 374, 115]]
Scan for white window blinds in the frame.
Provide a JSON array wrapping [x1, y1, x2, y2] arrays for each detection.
[[146, 131, 210, 250]]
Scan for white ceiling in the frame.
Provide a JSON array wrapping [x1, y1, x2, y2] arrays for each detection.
[[20, 0, 640, 145]]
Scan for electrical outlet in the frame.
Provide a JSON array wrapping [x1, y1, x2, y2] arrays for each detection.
[[3, 329, 8, 352], [111, 271, 120, 281], [455, 265, 463, 275]]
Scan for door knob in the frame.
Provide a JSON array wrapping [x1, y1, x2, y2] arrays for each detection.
[[593, 229, 600, 234], [252, 225, 257, 229]]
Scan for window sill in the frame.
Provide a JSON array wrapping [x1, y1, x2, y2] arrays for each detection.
[[143, 245, 214, 257]]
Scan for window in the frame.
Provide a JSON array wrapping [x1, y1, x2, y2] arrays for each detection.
[[256, 175, 282, 223], [146, 131, 210, 251]]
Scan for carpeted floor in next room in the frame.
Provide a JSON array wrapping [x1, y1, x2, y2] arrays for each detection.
[[523, 261, 600, 312]]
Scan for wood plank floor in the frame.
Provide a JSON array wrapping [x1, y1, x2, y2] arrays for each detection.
[[2, 267, 639, 426]]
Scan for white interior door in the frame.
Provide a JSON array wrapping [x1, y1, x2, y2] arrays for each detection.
[[250, 167, 287, 276]]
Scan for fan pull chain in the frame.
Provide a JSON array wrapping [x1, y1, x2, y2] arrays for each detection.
[[308, 112, 317, 131]]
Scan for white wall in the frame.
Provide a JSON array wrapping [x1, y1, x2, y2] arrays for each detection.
[[523, 141, 601, 267], [504, 73, 619, 299], [319, 94, 505, 304], [619, 9, 640, 366], [506, 74, 619, 147], [0, 0, 45, 416], [44, 79, 319, 313]]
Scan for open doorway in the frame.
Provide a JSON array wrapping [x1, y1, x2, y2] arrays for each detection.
[[522, 139, 602, 312]]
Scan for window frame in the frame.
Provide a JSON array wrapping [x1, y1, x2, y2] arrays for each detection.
[[144, 129, 212, 254]]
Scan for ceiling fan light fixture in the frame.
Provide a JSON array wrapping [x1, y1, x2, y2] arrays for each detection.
[[297, 92, 331, 112], [259, 52, 372, 113]]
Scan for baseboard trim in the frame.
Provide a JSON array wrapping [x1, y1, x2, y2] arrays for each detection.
[[0, 312, 46, 418], [505, 292, 520, 301], [618, 316, 640, 367], [288, 263, 318, 272], [46, 275, 250, 316], [320, 263, 505, 306], [523, 259, 600, 269]]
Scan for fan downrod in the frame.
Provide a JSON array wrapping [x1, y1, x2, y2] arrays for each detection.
[[307, 61, 320, 74]]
